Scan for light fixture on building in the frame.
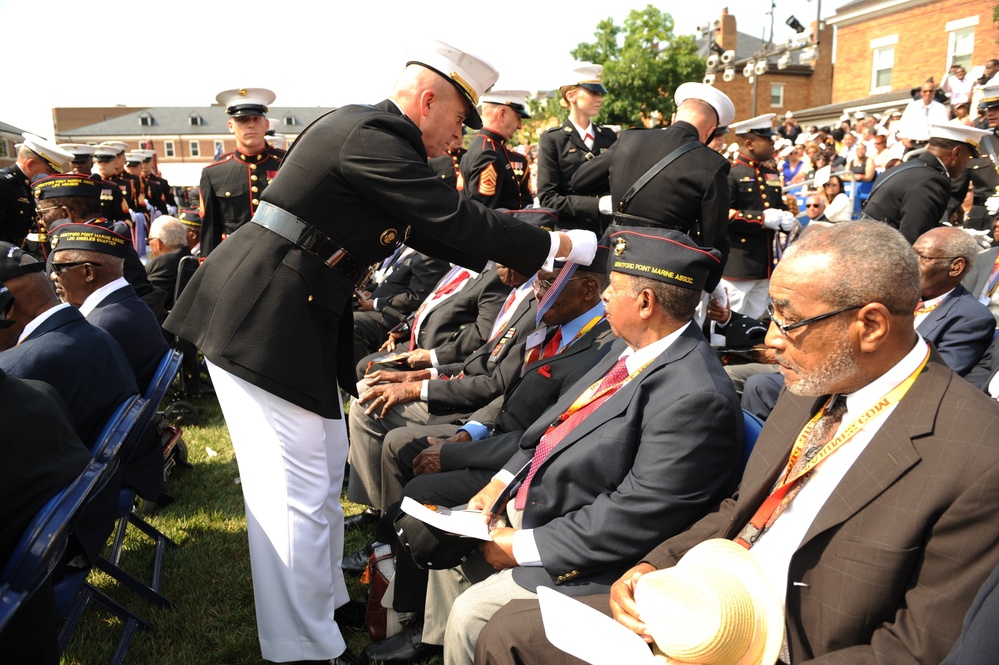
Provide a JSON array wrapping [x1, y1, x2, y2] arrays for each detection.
[[703, 73, 716, 86], [786, 15, 806, 34], [743, 61, 756, 78], [721, 50, 735, 64], [707, 54, 719, 68], [754, 60, 769, 76], [723, 67, 736, 82], [777, 52, 792, 70]]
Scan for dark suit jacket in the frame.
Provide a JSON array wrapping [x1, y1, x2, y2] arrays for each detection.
[[370, 251, 450, 324], [0, 370, 91, 663], [439, 319, 615, 472], [87, 283, 169, 390], [413, 268, 508, 367], [166, 100, 553, 418], [145, 246, 191, 309], [0, 307, 137, 562], [962, 245, 999, 300], [505, 327, 743, 595], [425, 291, 537, 419], [643, 355, 999, 664], [0, 306, 138, 447], [965, 333, 999, 393], [86, 284, 170, 499], [537, 120, 617, 232], [863, 152, 951, 244], [571, 121, 731, 261], [916, 285, 995, 376], [941, 559, 999, 665]]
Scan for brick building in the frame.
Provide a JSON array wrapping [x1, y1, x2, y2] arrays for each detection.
[[700, 9, 834, 124], [829, 0, 999, 103]]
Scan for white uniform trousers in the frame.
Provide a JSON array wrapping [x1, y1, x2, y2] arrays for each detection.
[[207, 361, 349, 662], [719, 277, 771, 320]]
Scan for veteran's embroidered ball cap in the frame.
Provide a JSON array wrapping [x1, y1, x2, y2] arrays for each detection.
[[407, 40, 500, 130], [608, 227, 723, 292], [49, 223, 130, 258], [33, 173, 105, 200]]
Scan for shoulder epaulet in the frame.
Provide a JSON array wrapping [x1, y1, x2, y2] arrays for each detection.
[[542, 125, 565, 135], [203, 154, 235, 169], [271, 147, 287, 158]]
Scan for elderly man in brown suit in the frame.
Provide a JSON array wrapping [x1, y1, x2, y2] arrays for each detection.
[[475, 221, 999, 665]]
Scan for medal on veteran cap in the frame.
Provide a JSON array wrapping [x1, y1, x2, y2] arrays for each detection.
[[613, 237, 627, 256]]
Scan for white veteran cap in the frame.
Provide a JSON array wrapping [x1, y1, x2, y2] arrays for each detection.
[[929, 122, 993, 155], [731, 113, 778, 138], [480, 90, 532, 118], [93, 145, 120, 160], [216, 88, 276, 117], [407, 40, 500, 130], [21, 134, 73, 172], [125, 151, 145, 164], [675, 82, 736, 126]]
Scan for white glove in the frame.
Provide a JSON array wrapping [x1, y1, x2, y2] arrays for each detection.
[[762, 208, 785, 231], [597, 195, 613, 215], [779, 211, 796, 232], [555, 229, 598, 266], [963, 227, 994, 250]]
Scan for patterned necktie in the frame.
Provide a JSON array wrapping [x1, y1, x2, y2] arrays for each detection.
[[736, 395, 848, 548], [514, 358, 630, 510], [409, 268, 470, 350]]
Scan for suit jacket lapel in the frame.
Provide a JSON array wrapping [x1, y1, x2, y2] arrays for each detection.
[[916, 288, 962, 340], [539, 325, 700, 456], [563, 121, 590, 154], [797, 359, 945, 548], [22, 306, 79, 344]]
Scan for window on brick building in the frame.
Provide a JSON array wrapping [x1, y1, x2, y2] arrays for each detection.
[[0, 140, 7, 158], [770, 83, 785, 108], [190, 140, 200, 157], [871, 36, 898, 93], [164, 141, 175, 158], [947, 24, 975, 71]]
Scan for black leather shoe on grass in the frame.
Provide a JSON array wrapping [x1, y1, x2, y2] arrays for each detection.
[[344, 508, 380, 530], [361, 620, 441, 664]]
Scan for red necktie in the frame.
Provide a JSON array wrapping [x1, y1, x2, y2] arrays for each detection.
[[514, 358, 629, 510], [409, 269, 470, 350]]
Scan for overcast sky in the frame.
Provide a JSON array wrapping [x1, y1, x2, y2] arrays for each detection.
[[0, 0, 847, 137]]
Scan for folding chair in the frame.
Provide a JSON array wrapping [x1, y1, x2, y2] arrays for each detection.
[[54, 396, 152, 663], [101, 349, 184, 609]]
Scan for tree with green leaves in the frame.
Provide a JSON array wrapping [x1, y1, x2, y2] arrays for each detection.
[[572, 5, 705, 127]]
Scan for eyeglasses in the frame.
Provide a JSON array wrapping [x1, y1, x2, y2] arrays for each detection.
[[767, 302, 863, 337], [805, 203, 823, 208], [50, 261, 101, 274], [35, 205, 62, 215], [533, 276, 585, 292], [913, 251, 958, 263]]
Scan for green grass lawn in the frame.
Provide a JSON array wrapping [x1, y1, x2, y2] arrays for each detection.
[[59, 392, 434, 665]]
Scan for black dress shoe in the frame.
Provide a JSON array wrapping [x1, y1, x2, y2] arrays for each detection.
[[361, 620, 441, 664], [344, 508, 380, 530], [341, 547, 371, 574], [334, 599, 367, 629]]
